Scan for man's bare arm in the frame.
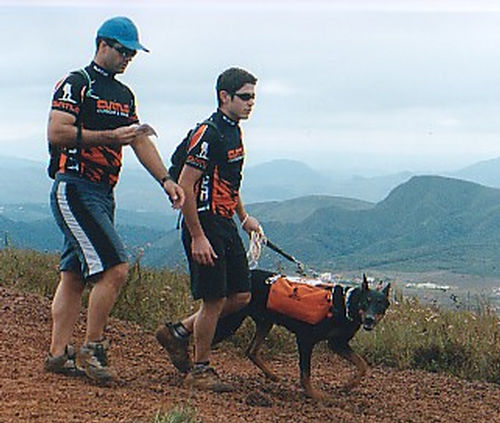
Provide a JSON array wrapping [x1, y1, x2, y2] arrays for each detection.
[[47, 110, 137, 148]]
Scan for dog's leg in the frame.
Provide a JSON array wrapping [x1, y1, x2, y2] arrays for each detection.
[[329, 341, 368, 389], [297, 338, 324, 400], [212, 306, 249, 345], [246, 320, 278, 381]]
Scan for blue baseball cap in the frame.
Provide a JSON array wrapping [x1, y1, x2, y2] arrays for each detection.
[[97, 16, 149, 52]]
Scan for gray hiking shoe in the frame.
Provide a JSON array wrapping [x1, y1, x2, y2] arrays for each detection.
[[184, 364, 233, 393], [156, 322, 192, 373], [76, 340, 116, 383], [44, 345, 85, 377]]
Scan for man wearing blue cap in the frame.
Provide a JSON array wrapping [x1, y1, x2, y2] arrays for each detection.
[[44, 16, 184, 384]]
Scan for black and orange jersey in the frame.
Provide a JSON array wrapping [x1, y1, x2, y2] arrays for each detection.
[[185, 110, 245, 218], [50, 61, 139, 187]]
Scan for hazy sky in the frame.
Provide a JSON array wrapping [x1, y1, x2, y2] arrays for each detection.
[[2, 0, 500, 175]]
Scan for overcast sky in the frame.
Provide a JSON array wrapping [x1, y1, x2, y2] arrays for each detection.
[[2, 0, 500, 176]]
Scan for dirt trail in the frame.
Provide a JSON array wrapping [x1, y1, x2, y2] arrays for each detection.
[[1, 286, 500, 423]]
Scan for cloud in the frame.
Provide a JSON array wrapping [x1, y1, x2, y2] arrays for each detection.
[[3, 0, 500, 12], [259, 80, 295, 96]]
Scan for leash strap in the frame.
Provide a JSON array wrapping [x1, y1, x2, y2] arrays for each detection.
[[247, 231, 317, 277], [247, 230, 266, 270], [263, 238, 306, 275]]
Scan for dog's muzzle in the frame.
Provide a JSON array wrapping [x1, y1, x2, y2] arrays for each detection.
[[362, 316, 375, 331]]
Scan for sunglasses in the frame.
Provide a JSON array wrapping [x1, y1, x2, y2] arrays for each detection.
[[233, 92, 255, 101], [106, 40, 137, 58]]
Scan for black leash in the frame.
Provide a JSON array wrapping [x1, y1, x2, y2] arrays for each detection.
[[264, 238, 307, 275]]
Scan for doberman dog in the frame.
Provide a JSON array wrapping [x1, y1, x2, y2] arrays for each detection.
[[214, 269, 391, 400]]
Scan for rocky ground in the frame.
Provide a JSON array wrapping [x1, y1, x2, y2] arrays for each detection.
[[1, 286, 500, 423]]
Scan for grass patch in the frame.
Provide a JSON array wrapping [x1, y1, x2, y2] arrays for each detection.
[[352, 295, 500, 383], [151, 405, 200, 423]]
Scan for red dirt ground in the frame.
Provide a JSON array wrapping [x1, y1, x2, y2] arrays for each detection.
[[2, 286, 500, 423]]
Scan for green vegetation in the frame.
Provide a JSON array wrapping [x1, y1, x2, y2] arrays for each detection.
[[2, 248, 500, 385], [354, 295, 500, 383], [0, 248, 194, 331], [151, 406, 200, 423]]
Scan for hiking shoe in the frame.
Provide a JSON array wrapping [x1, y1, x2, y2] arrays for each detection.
[[44, 345, 85, 377], [76, 340, 116, 383], [184, 365, 233, 392], [155, 322, 192, 373]]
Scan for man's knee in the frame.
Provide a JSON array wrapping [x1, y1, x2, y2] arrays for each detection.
[[103, 262, 129, 289], [201, 297, 227, 315], [60, 271, 85, 293]]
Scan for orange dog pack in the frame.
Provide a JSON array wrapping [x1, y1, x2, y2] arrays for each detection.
[[266, 276, 334, 324]]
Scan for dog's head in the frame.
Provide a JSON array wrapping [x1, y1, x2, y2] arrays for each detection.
[[350, 274, 391, 331]]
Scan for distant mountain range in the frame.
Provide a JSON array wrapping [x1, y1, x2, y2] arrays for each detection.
[[3, 155, 500, 276], [450, 156, 500, 187], [3, 155, 500, 208], [141, 176, 500, 276]]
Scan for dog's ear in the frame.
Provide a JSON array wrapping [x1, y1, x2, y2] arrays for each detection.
[[362, 274, 369, 291], [382, 282, 391, 297]]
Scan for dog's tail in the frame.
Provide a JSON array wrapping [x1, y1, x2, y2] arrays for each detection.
[[212, 306, 250, 345]]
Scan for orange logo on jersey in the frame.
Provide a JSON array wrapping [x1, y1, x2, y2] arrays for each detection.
[[96, 100, 130, 115], [52, 100, 80, 114], [227, 146, 244, 161]]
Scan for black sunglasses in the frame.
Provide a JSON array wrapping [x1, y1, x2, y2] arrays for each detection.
[[233, 92, 255, 101], [106, 40, 137, 58]]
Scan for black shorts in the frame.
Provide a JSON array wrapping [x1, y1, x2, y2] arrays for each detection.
[[50, 173, 128, 280], [182, 213, 250, 301]]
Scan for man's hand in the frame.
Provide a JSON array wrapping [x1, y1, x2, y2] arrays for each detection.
[[242, 215, 262, 234], [191, 234, 218, 266], [111, 125, 140, 145], [161, 179, 185, 209]]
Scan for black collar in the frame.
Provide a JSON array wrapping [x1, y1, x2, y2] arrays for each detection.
[[90, 61, 115, 78], [217, 109, 238, 126]]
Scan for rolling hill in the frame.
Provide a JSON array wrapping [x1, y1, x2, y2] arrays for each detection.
[[260, 176, 500, 275]]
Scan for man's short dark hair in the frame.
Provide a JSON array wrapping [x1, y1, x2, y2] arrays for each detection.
[[216, 67, 257, 106], [95, 36, 108, 52]]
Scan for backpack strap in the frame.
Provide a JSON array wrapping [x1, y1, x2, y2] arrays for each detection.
[[199, 119, 222, 139], [188, 119, 223, 151], [174, 118, 223, 230], [74, 68, 92, 92]]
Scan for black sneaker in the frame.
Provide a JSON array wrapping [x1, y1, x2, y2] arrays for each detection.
[[44, 345, 85, 377], [156, 322, 192, 373]]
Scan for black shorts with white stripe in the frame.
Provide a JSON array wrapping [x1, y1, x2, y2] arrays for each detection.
[[50, 173, 128, 279]]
